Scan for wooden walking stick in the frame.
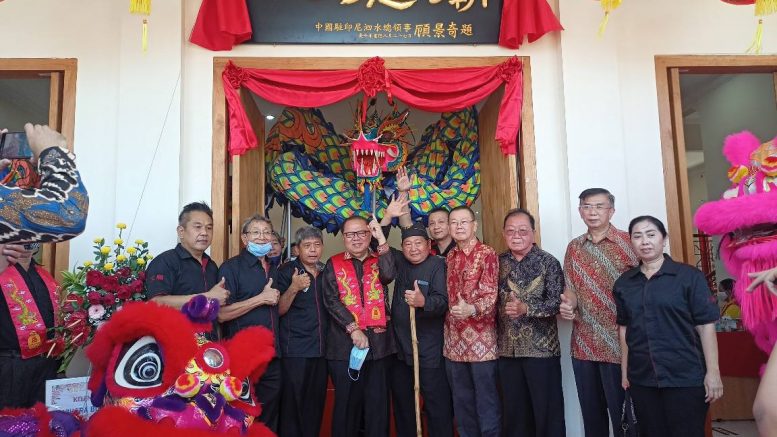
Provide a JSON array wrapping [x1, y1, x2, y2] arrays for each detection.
[[409, 305, 422, 437]]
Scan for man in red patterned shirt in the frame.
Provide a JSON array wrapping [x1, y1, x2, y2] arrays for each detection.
[[559, 188, 637, 437], [444, 205, 501, 437]]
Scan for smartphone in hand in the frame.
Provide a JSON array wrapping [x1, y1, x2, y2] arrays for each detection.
[[0, 132, 33, 159]]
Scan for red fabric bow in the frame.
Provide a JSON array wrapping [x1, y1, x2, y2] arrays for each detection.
[[222, 57, 523, 156]]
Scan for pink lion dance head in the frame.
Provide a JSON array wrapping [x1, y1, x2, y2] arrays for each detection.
[[694, 131, 777, 355]]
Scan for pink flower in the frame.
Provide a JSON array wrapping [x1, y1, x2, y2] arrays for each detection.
[[88, 304, 106, 320]]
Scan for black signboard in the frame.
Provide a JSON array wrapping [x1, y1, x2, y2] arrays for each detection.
[[247, 0, 502, 44]]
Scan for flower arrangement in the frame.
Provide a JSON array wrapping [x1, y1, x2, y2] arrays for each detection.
[[47, 223, 153, 372]]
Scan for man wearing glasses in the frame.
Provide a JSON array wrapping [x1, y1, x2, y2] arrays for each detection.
[[559, 188, 637, 437], [498, 209, 565, 437], [218, 214, 282, 432], [322, 215, 395, 437], [444, 205, 500, 437]]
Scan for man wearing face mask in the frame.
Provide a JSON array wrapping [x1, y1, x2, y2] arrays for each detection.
[[322, 215, 396, 437], [218, 214, 282, 432], [145, 202, 227, 339]]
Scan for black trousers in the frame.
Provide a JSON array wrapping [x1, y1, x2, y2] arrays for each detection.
[[445, 359, 501, 437], [255, 357, 282, 433], [0, 353, 58, 409], [498, 356, 566, 437], [328, 357, 390, 437], [572, 358, 624, 437], [629, 385, 708, 437], [390, 356, 454, 437], [279, 357, 328, 437]]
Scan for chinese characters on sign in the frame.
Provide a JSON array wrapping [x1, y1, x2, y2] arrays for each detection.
[[246, 0, 501, 44], [315, 21, 475, 41]]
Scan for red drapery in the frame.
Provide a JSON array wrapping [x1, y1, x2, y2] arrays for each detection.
[[191, 0, 562, 51], [223, 57, 523, 157]]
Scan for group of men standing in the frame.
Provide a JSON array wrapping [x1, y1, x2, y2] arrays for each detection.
[[138, 183, 637, 437]]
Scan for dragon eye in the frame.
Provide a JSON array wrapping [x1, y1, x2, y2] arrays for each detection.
[[239, 377, 254, 404], [114, 336, 163, 389]]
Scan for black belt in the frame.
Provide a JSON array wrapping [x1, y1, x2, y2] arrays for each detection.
[[0, 349, 22, 358]]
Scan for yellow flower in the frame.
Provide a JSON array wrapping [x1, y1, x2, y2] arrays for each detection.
[[136, 258, 146, 266], [114, 238, 124, 246], [103, 263, 114, 271], [100, 246, 111, 255], [146, 254, 154, 260], [127, 247, 137, 255], [135, 239, 145, 245], [93, 237, 104, 244], [116, 223, 127, 230], [83, 261, 93, 267], [116, 255, 127, 262]]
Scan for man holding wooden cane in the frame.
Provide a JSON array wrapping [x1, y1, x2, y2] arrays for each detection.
[[389, 221, 453, 437]]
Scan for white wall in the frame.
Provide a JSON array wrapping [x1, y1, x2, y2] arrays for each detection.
[[3, 0, 774, 433]]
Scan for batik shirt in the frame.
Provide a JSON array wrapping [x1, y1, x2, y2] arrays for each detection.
[[498, 246, 563, 358], [0, 147, 88, 243], [443, 240, 499, 362], [563, 225, 637, 364]]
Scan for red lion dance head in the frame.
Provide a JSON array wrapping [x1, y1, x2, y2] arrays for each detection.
[[694, 131, 777, 356], [85, 296, 276, 436]]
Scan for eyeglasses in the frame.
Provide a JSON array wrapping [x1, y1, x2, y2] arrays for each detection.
[[343, 230, 370, 240], [450, 219, 474, 228], [579, 204, 612, 212], [244, 230, 273, 237], [504, 228, 532, 237]]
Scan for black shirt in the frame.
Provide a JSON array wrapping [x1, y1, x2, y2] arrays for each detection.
[[390, 249, 448, 368], [219, 250, 280, 356], [431, 240, 455, 258], [322, 249, 396, 361], [0, 263, 55, 352], [145, 244, 219, 300], [276, 259, 328, 358], [614, 255, 719, 388]]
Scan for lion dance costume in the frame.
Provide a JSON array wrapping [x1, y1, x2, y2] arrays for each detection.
[[0, 296, 276, 436], [694, 131, 777, 358]]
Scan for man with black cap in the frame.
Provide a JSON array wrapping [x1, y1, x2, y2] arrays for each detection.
[[389, 221, 453, 437]]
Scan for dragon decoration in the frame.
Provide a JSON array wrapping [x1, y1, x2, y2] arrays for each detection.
[[264, 103, 481, 232], [0, 296, 276, 437], [694, 131, 777, 359]]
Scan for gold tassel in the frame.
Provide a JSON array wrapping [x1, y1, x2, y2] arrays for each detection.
[[755, 0, 777, 17], [142, 19, 149, 52], [130, 0, 151, 15], [747, 19, 764, 54], [598, 0, 622, 37]]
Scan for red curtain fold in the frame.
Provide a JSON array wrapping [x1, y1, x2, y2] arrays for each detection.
[[223, 57, 523, 157], [499, 0, 565, 48], [190, 0, 562, 51], [190, 0, 252, 51]]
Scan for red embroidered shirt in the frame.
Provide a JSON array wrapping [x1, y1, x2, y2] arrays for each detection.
[[563, 226, 637, 364], [443, 240, 499, 362]]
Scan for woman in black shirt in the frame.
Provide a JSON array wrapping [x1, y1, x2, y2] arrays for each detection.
[[614, 215, 722, 437]]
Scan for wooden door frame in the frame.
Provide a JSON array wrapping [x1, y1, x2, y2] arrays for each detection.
[[0, 58, 77, 279], [211, 57, 538, 264], [655, 55, 777, 263]]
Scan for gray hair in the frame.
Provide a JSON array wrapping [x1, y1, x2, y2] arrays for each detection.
[[578, 188, 615, 207], [295, 226, 323, 245], [240, 214, 273, 235]]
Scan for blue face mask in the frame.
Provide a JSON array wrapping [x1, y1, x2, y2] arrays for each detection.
[[348, 346, 370, 381], [247, 241, 273, 257]]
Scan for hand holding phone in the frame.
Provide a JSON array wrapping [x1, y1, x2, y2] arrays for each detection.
[[0, 132, 33, 160]]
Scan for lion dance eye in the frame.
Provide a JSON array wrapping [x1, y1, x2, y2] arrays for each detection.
[[114, 336, 163, 389], [239, 377, 253, 403]]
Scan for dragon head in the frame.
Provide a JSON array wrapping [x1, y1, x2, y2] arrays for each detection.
[[345, 106, 412, 188], [85, 296, 275, 437], [694, 131, 777, 354]]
